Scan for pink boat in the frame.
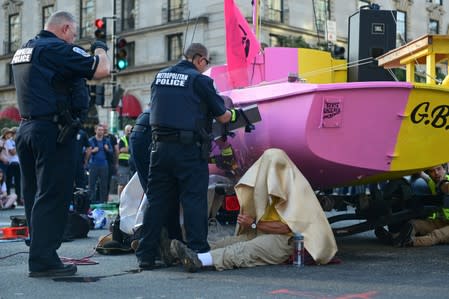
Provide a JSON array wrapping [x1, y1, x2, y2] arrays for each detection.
[[208, 1, 449, 189], [210, 37, 449, 188], [212, 79, 449, 189]]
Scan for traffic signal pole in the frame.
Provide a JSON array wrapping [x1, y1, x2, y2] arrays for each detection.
[[112, 0, 123, 130], [107, 0, 122, 130], [111, 0, 117, 81], [92, 1, 124, 131]]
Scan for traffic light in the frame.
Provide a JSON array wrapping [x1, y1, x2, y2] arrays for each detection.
[[95, 85, 105, 106], [115, 38, 128, 71], [88, 84, 105, 106], [94, 17, 107, 41], [88, 85, 96, 106], [111, 85, 125, 108]]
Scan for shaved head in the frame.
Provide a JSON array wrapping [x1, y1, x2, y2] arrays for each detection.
[[44, 11, 76, 30]]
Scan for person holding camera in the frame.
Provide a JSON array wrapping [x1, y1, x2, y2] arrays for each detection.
[[11, 10, 110, 277], [86, 124, 113, 204]]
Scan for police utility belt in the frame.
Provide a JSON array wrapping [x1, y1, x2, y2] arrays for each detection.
[[131, 124, 148, 133], [21, 114, 59, 122], [152, 130, 200, 145]]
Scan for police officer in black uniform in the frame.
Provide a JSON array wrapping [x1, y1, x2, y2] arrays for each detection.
[[130, 105, 183, 245], [11, 11, 111, 277], [136, 43, 239, 270], [129, 104, 152, 190]]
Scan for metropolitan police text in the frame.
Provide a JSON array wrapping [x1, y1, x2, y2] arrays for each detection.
[[155, 72, 189, 87], [11, 48, 33, 64]]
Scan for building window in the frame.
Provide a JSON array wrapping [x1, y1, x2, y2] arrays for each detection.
[[125, 41, 135, 68], [7, 14, 20, 54], [396, 10, 406, 45], [314, 0, 330, 33], [168, 0, 183, 22], [167, 34, 183, 61], [8, 64, 14, 85], [429, 19, 439, 34], [42, 5, 54, 29], [80, 0, 95, 39], [121, 0, 135, 31], [266, 0, 283, 23]]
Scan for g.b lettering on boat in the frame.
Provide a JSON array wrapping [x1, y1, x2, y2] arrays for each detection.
[[411, 101, 449, 129]]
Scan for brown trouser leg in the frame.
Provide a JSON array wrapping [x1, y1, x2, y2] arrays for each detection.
[[411, 219, 449, 246]]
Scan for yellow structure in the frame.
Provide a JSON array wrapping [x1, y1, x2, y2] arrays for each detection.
[[297, 48, 347, 84], [377, 34, 449, 85]]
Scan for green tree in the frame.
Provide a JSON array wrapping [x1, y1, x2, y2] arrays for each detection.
[[0, 118, 19, 129], [277, 35, 311, 48]]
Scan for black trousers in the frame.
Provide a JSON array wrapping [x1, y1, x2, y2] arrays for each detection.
[[129, 130, 151, 191], [130, 131, 182, 242], [74, 154, 87, 189], [136, 141, 209, 263], [16, 120, 76, 271]]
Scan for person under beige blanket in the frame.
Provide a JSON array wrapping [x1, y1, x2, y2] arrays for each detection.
[[167, 148, 338, 272]]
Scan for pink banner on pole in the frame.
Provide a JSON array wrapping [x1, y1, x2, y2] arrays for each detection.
[[225, 0, 260, 88]]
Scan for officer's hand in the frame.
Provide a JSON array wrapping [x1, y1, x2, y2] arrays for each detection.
[[104, 144, 109, 151], [229, 108, 241, 123], [92, 147, 99, 153], [90, 40, 109, 53]]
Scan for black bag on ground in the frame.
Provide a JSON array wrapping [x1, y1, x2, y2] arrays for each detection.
[[63, 212, 92, 239], [63, 188, 92, 240], [73, 188, 90, 214]]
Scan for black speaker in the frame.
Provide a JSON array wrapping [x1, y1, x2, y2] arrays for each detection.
[[347, 8, 397, 82]]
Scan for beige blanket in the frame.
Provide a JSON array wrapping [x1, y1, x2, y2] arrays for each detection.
[[234, 148, 337, 264]]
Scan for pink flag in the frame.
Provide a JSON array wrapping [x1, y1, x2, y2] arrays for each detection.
[[225, 0, 260, 88]]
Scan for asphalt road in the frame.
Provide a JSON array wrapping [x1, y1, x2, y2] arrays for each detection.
[[1, 206, 448, 299]]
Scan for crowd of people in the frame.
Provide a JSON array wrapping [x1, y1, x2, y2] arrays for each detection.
[[0, 122, 135, 209]]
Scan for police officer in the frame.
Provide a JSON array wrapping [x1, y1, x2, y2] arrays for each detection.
[[129, 104, 152, 190], [11, 11, 111, 277], [129, 105, 183, 247], [135, 43, 238, 269]]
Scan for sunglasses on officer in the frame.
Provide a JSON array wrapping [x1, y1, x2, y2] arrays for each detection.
[[193, 53, 211, 66], [202, 56, 211, 65]]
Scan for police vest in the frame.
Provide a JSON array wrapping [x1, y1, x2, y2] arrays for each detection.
[[427, 175, 449, 220], [150, 62, 205, 132], [118, 136, 130, 161], [11, 33, 72, 117]]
